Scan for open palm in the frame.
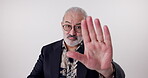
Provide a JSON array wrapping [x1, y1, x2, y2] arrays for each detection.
[[67, 16, 113, 75]]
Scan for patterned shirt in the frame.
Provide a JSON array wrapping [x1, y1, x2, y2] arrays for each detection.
[[59, 41, 82, 78]]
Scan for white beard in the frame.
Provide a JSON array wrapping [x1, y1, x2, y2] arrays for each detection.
[[64, 35, 82, 47]]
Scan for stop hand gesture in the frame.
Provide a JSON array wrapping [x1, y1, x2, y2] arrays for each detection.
[[67, 16, 113, 77]]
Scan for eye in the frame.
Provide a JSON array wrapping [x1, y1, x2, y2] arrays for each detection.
[[75, 26, 81, 29], [64, 25, 71, 28], [63, 24, 72, 31]]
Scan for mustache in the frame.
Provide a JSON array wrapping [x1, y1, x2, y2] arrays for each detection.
[[67, 35, 77, 39]]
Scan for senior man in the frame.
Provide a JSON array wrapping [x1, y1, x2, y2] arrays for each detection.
[[28, 7, 125, 78]]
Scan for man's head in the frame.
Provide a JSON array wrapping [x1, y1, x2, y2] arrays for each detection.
[[61, 7, 87, 47]]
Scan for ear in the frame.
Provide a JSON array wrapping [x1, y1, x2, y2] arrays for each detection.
[[61, 22, 63, 26]]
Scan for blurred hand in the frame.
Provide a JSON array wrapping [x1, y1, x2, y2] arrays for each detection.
[[67, 16, 113, 77]]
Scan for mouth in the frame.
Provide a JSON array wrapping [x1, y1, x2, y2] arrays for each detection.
[[67, 37, 77, 41]]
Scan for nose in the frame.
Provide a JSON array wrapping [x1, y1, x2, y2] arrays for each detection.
[[69, 27, 76, 35]]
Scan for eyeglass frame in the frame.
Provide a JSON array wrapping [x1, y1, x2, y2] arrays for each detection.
[[62, 23, 82, 33]]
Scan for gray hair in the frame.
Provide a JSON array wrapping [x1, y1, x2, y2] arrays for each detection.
[[63, 7, 87, 21]]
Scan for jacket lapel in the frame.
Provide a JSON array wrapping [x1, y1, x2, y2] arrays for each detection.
[[50, 40, 63, 78], [77, 62, 87, 78], [77, 43, 87, 78]]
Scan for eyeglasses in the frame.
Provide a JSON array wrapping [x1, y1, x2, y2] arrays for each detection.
[[62, 24, 81, 33]]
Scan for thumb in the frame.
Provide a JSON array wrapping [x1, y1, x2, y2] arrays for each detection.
[[66, 51, 87, 64]]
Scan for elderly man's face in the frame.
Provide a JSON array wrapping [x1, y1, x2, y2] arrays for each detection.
[[62, 12, 84, 47]]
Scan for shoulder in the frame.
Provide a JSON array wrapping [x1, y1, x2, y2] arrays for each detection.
[[44, 39, 63, 47], [41, 39, 63, 52]]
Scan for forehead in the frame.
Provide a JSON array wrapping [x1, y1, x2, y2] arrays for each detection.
[[63, 12, 84, 24]]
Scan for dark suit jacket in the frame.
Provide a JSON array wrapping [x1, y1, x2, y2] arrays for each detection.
[[27, 39, 125, 78]]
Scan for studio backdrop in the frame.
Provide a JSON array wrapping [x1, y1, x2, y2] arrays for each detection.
[[0, 0, 148, 78]]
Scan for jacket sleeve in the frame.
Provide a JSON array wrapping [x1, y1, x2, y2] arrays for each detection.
[[112, 61, 125, 78], [27, 46, 45, 78]]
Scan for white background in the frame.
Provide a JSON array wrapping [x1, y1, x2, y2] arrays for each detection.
[[0, 0, 148, 78]]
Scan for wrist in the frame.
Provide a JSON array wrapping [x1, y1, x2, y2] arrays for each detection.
[[97, 63, 114, 78]]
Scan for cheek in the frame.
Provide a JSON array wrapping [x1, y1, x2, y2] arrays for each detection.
[[63, 31, 69, 36]]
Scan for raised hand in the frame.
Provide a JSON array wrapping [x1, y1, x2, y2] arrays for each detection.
[[67, 16, 113, 77]]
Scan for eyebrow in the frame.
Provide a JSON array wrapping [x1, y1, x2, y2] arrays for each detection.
[[64, 21, 71, 24], [75, 23, 81, 25]]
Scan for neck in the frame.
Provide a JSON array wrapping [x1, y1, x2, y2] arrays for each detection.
[[67, 45, 78, 51]]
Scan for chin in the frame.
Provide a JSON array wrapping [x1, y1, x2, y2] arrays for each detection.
[[64, 38, 82, 47]]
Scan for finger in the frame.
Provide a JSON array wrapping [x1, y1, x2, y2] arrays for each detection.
[[66, 51, 87, 64], [86, 16, 97, 41], [94, 18, 104, 42], [104, 25, 112, 46], [81, 19, 90, 43]]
